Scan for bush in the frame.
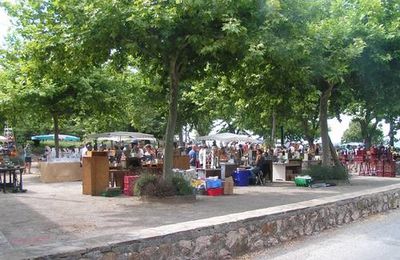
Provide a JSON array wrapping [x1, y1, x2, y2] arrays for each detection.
[[302, 165, 350, 182], [153, 179, 176, 197], [134, 174, 194, 197], [171, 175, 194, 196], [134, 174, 158, 196]]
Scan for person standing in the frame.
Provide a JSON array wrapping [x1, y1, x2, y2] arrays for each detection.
[[24, 143, 32, 174], [44, 145, 51, 161], [198, 145, 208, 169], [188, 145, 197, 169]]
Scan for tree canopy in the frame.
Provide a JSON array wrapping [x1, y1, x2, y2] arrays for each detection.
[[1, 0, 399, 170]]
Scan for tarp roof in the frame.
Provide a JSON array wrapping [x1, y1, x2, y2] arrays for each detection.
[[86, 131, 156, 142]]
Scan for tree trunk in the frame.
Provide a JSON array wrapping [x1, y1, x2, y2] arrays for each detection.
[[178, 128, 184, 147], [329, 136, 341, 167], [306, 137, 314, 148], [271, 110, 276, 145], [364, 136, 372, 149], [389, 119, 395, 147], [319, 81, 333, 167], [53, 113, 60, 158], [163, 57, 180, 179]]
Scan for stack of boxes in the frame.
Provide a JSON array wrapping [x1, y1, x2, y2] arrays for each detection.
[[206, 178, 223, 196]]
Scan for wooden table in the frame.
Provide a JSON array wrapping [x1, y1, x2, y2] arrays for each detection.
[[196, 168, 222, 179], [0, 166, 25, 193], [142, 163, 163, 175], [109, 169, 139, 188]]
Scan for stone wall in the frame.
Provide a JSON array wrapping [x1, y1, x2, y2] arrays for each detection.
[[36, 188, 400, 260]]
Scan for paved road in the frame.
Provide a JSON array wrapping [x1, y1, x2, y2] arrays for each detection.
[[242, 210, 400, 260]]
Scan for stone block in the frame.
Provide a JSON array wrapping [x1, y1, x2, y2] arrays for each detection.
[[261, 222, 276, 234], [101, 252, 117, 260], [194, 236, 211, 254]]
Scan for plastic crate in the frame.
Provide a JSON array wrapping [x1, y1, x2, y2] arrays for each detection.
[[206, 179, 222, 189], [123, 175, 140, 196], [206, 188, 224, 196], [294, 176, 312, 187], [232, 170, 251, 186]]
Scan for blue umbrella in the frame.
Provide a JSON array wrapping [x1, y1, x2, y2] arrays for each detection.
[[31, 134, 80, 142]]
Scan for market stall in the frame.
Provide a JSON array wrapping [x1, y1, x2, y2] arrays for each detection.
[[196, 133, 261, 144], [87, 131, 157, 143], [39, 160, 82, 183], [272, 159, 302, 181]]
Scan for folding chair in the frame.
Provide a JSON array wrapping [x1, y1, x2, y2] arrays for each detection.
[[255, 170, 264, 185]]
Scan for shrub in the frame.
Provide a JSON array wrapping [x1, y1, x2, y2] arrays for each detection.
[[134, 174, 194, 197], [171, 175, 194, 196], [153, 179, 176, 197], [134, 174, 158, 196], [302, 165, 350, 182]]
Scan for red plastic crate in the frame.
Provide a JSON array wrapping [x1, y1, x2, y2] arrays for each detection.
[[123, 175, 140, 196], [206, 188, 224, 196]]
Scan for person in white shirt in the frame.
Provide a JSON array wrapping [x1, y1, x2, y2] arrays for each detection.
[[131, 142, 144, 159], [198, 145, 208, 169]]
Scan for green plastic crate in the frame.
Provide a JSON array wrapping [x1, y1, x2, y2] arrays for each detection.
[[294, 176, 312, 187]]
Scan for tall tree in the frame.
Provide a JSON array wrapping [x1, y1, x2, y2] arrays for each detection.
[[342, 120, 384, 145], [1, 1, 131, 153], [67, 0, 266, 177]]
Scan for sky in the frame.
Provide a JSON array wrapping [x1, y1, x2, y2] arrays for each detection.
[[0, 6, 11, 47], [0, 6, 391, 145]]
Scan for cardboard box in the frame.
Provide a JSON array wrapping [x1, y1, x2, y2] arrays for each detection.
[[224, 176, 234, 195]]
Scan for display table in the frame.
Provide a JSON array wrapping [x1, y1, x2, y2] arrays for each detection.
[[220, 162, 238, 179], [109, 169, 137, 188], [196, 168, 221, 179], [142, 163, 163, 175], [0, 166, 25, 193], [272, 160, 302, 181], [39, 161, 82, 183], [173, 155, 190, 170], [302, 160, 321, 170], [272, 163, 287, 181]]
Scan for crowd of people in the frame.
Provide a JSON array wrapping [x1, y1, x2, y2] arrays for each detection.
[[80, 141, 161, 167], [182, 142, 265, 169]]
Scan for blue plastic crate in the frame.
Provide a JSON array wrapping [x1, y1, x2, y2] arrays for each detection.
[[206, 179, 222, 189]]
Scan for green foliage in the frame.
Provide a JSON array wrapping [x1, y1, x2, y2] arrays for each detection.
[[171, 175, 194, 196], [302, 165, 350, 182], [342, 120, 384, 145], [1, 0, 400, 171], [134, 174, 158, 197], [133, 173, 193, 197], [153, 179, 177, 198]]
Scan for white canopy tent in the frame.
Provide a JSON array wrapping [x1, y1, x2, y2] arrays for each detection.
[[196, 133, 261, 143], [87, 131, 157, 143]]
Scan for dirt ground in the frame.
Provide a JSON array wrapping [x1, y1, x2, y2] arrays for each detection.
[[1, 169, 399, 259]]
